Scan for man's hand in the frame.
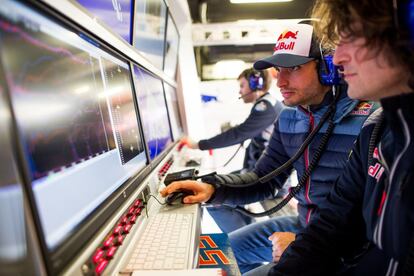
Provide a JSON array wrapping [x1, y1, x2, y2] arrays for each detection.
[[178, 136, 199, 150], [160, 180, 215, 203], [268, 232, 296, 262]]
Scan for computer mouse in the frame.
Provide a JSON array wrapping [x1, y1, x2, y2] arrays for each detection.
[[165, 190, 193, 205], [185, 159, 201, 167]]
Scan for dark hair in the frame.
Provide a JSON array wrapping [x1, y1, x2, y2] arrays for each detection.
[[238, 68, 271, 92], [311, 0, 414, 87]]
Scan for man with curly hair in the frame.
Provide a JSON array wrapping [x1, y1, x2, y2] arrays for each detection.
[[267, 0, 414, 275]]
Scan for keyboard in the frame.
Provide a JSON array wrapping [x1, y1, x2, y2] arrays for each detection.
[[121, 204, 201, 272]]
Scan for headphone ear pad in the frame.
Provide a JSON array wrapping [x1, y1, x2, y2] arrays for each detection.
[[317, 60, 324, 85], [318, 55, 343, 86], [249, 71, 264, 91], [249, 75, 258, 91]]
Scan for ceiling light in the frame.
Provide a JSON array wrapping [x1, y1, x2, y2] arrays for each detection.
[[230, 0, 293, 3]]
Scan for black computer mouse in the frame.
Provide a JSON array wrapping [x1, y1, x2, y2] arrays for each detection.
[[165, 190, 193, 205]]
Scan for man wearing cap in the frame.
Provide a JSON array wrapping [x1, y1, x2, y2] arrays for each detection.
[[180, 68, 286, 234], [161, 22, 377, 273]]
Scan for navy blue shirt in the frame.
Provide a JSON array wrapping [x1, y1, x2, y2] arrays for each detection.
[[198, 93, 283, 170]]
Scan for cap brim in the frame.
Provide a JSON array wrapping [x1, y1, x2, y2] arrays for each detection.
[[254, 54, 315, 70]]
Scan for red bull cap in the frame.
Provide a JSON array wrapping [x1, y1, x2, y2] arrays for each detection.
[[254, 23, 321, 69]]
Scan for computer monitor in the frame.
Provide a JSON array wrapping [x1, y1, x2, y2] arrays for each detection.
[[75, 0, 134, 44], [0, 1, 147, 273], [133, 0, 167, 69], [163, 13, 179, 79], [132, 65, 172, 160], [0, 63, 44, 275], [163, 82, 184, 141]]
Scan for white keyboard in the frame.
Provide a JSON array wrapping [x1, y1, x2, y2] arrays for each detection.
[[122, 212, 194, 272]]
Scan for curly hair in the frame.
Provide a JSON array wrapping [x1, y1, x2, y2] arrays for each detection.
[[311, 0, 414, 87]]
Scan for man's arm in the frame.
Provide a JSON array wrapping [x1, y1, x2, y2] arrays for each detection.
[[210, 120, 293, 205], [198, 100, 278, 150], [270, 125, 373, 275]]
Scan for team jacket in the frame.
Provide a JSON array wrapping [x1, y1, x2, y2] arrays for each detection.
[[271, 93, 414, 276], [210, 88, 379, 227], [198, 93, 283, 171]]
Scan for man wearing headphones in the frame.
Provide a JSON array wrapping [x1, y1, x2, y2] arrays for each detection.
[[162, 22, 378, 273], [266, 0, 414, 275], [181, 68, 284, 234], [181, 68, 282, 173]]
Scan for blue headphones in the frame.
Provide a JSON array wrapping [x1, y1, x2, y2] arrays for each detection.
[[318, 55, 343, 86], [318, 43, 343, 86], [249, 70, 265, 91]]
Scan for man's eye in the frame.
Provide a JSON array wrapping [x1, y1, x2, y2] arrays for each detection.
[[274, 67, 281, 72], [291, 66, 300, 71]]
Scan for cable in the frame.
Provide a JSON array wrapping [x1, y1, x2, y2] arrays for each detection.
[[146, 194, 167, 206], [232, 114, 335, 217], [142, 194, 167, 218], [221, 143, 244, 168], [203, 87, 340, 189]]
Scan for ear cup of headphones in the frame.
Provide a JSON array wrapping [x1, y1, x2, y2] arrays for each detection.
[[249, 71, 264, 91], [318, 55, 343, 85], [317, 57, 328, 85]]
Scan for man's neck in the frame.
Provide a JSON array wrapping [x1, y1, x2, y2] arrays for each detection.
[[255, 91, 266, 100]]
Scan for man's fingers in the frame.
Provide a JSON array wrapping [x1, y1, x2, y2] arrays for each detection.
[[160, 182, 185, 196], [182, 194, 203, 204]]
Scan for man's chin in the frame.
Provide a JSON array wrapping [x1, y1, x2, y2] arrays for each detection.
[[282, 100, 296, 107]]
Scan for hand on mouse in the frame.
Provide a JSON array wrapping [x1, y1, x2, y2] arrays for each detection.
[[160, 180, 215, 203]]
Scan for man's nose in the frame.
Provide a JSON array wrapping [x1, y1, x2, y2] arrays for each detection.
[[277, 72, 288, 88], [333, 44, 348, 66]]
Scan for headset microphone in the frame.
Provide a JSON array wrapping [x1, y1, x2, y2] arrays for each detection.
[[238, 91, 256, 99]]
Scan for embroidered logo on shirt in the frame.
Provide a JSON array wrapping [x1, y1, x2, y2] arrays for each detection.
[[368, 147, 385, 182], [350, 101, 373, 116], [255, 102, 268, 112]]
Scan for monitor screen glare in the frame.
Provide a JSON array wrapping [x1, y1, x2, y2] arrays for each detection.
[[0, 0, 146, 250]]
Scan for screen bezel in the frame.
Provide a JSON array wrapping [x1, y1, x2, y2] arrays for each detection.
[[132, 0, 168, 69], [131, 63, 176, 166], [163, 8, 180, 78], [1, 1, 151, 274], [162, 81, 184, 142], [0, 54, 47, 275]]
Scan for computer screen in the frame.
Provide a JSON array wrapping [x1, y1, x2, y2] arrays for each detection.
[[76, 0, 134, 43], [0, 64, 40, 275], [134, 0, 167, 68], [163, 13, 179, 79], [133, 65, 172, 160], [163, 82, 184, 141], [0, 0, 146, 264]]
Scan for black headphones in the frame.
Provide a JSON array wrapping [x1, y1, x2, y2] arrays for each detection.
[[317, 43, 343, 86], [248, 70, 265, 91]]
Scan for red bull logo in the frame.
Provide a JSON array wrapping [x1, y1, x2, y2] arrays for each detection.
[[350, 101, 373, 116], [277, 30, 298, 41], [274, 30, 298, 51]]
